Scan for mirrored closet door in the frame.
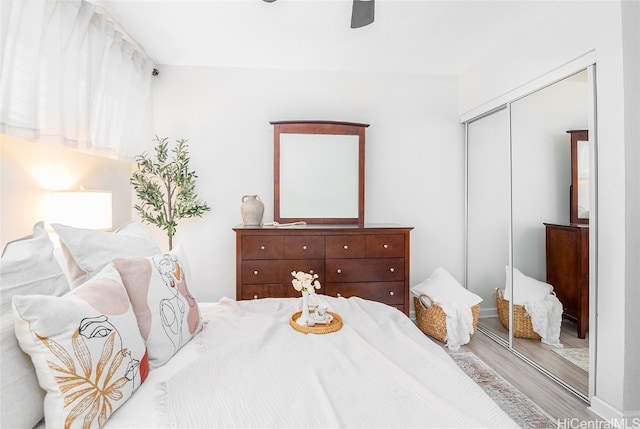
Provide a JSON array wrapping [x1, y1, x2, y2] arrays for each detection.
[[466, 67, 595, 400], [466, 107, 510, 344]]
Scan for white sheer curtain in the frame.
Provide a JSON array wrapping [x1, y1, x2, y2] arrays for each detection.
[[0, 0, 154, 159]]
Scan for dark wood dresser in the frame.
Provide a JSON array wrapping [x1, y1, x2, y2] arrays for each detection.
[[544, 223, 589, 338], [233, 224, 413, 315]]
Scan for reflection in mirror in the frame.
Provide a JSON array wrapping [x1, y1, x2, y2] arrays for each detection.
[[280, 133, 359, 219], [511, 70, 589, 397], [569, 130, 590, 224], [466, 68, 593, 401], [577, 140, 590, 217], [273, 121, 367, 224], [466, 107, 510, 344]]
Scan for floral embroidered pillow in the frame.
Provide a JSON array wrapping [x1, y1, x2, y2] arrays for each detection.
[[13, 263, 148, 429], [113, 246, 203, 370]]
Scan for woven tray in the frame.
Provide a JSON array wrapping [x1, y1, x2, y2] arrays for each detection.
[[495, 288, 541, 339], [413, 296, 480, 343], [289, 311, 343, 335]]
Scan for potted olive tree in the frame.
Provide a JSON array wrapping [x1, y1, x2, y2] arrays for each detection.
[[131, 136, 211, 250]]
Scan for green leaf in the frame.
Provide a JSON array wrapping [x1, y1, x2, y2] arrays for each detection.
[[130, 136, 211, 249]]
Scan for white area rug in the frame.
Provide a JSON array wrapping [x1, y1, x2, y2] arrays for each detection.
[[553, 347, 589, 372], [451, 352, 556, 429]]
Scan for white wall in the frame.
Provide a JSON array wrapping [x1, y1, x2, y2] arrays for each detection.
[[0, 135, 133, 246], [511, 74, 589, 279], [459, 0, 639, 420], [148, 65, 464, 306], [467, 108, 510, 312], [621, 0, 640, 416]]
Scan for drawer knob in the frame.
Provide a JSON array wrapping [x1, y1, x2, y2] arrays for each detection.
[[260, 245, 266, 250], [336, 269, 342, 274], [383, 244, 389, 249], [389, 291, 395, 296], [389, 267, 395, 273], [253, 270, 259, 275], [253, 295, 258, 299], [343, 245, 349, 250], [302, 245, 308, 250], [337, 293, 342, 297]]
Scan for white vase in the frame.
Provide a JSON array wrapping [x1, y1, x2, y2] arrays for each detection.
[[296, 291, 314, 326], [240, 195, 264, 226]]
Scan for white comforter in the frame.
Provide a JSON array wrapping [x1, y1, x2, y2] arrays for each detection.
[[106, 296, 517, 428]]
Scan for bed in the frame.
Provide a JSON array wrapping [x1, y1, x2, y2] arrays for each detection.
[[1, 221, 518, 429]]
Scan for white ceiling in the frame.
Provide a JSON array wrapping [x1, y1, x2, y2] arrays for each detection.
[[92, 0, 561, 75]]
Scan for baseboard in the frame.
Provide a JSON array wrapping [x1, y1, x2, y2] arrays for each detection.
[[589, 396, 640, 427], [479, 307, 497, 318]]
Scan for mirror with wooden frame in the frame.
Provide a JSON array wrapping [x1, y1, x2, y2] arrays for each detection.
[[568, 129, 589, 224], [272, 120, 368, 224]]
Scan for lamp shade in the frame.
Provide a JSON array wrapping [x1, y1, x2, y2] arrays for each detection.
[[44, 191, 113, 230]]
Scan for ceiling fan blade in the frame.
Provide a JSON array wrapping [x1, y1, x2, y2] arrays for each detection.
[[351, 0, 375, 28]]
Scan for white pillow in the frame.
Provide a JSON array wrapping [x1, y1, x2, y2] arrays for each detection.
[[12, 263, 148, 429], [113, 246, 203, 370], [504, 267, 554, 305], [52, 221, 161, 288], [0, 221, 70, 429], [411, 267, 482, 307]]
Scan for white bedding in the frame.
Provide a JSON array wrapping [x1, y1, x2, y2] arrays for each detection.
[[106, 296, 517, 428]]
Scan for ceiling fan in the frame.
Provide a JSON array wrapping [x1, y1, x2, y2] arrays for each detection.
[[262, 0, 375, 29]]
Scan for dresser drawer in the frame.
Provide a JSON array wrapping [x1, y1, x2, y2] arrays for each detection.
[[325, 235, 366, 258], [242, 259, 325, 284], [240, 284, 301, 300], [366, 234, 405, 258], [284, 235, 325, 259], [325, 258, 404, 283], [234, 225, 412, 316], [242, 236, 284, 259], [325, 282, 404, 305]]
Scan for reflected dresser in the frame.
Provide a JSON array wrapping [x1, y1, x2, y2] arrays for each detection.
[[544, 222, 589, 339], [233, 224, 413, 316]]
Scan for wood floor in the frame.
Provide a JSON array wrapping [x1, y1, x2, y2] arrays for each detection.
[[444, 328, 601, 424], [479, 316, 589, 394]]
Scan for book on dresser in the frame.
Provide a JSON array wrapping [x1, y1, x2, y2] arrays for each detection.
[[233, 224, 413, 315]]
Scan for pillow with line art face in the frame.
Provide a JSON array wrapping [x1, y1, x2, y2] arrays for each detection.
[[113, 246, 203, 370], [13, 263, 148, 429], [1, 221, 70, 429]]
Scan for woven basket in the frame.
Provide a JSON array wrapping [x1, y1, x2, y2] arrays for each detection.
[[413, 296, 480, 343], [495, 288, 541, 339], [289, 311, 343, 335]]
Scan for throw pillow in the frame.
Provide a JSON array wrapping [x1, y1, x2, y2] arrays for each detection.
[[411, 267, 482, 307], [52, 221, 161, 288], [12, 263, 148, 429], [504, 266, 554, 305], [0, 221, 70, 429], [113, 246, 203, 370]]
